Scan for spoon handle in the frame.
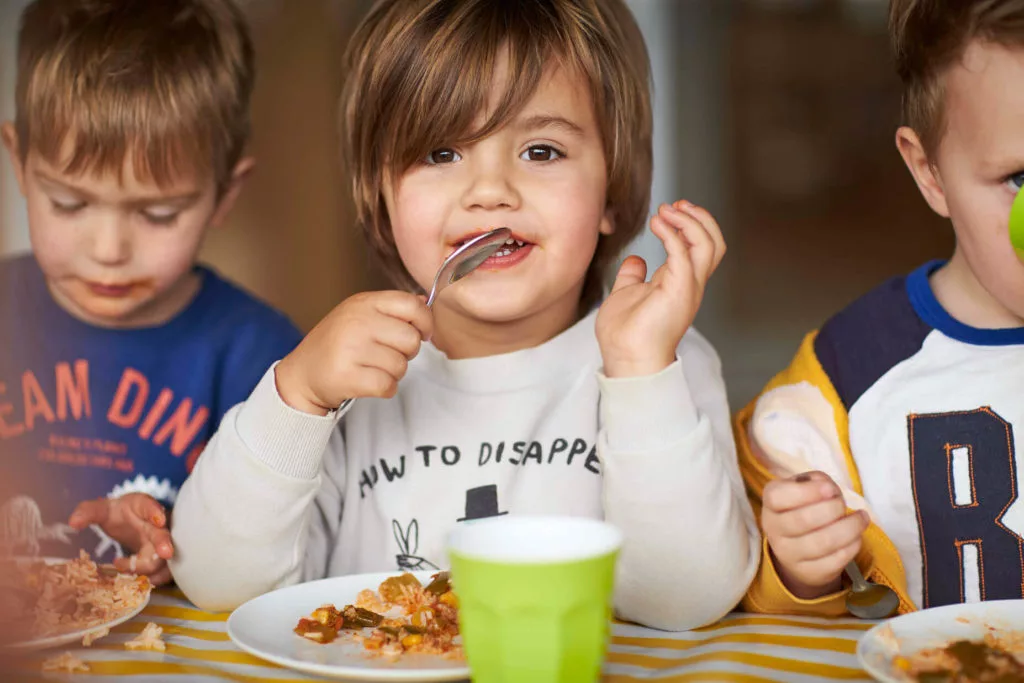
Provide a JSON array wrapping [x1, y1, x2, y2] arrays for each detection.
[[844, 560, 868, 590]]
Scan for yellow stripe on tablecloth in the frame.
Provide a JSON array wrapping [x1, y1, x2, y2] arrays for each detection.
[[605, 672, 783, 683], [140, 604, 228, 622], [612, 632, 857, 654], [111, 621, 230, 642], [32, 660, 309, 682], [86, 642, 278, 668], [613, 616, 872, 634], [693, 617, 873, 633], [606, 650, 865, 679]]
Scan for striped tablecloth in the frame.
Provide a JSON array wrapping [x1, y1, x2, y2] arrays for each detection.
[[12, 587, 878, 682]]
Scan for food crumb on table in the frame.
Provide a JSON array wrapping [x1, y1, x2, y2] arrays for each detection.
[[82, 626, 110, 647], [41, 651, 90, 673], [125, 622, 166, 651]]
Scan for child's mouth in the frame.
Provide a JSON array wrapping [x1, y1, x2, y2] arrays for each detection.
[[489, 237, 527, 257], [478, 238, 534, 269]]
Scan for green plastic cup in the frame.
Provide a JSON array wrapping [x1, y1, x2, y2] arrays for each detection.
[[1012, 186, 1024, 261], [447, 516, 622, 683]]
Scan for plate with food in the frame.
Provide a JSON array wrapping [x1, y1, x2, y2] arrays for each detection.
[[857, 600, 1024, 682], [227, 571, 469, 682], [0, 552, 152, 650]]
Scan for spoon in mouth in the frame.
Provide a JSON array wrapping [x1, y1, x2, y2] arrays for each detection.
[[335, 226, 512, 414], [425, 227, 512, 307]]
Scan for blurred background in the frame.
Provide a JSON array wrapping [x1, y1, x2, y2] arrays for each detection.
[[0, 0, 951, 407]]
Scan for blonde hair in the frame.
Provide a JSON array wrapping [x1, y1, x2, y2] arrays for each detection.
[[14, 0, 254, 190], [890, 0, 1024, 156], [341, 0, 653, 310]]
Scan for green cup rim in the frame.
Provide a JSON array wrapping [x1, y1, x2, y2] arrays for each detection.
[[447, 516, 623, 565]]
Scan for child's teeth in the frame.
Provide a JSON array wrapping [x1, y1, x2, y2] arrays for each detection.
[[515, 240, 524, 246], [505, 238, 514, 245]]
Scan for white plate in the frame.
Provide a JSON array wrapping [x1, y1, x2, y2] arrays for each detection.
[[227, 571, 470, 682], [5, 558, 152, 651], [857, 600, 1024, 681]]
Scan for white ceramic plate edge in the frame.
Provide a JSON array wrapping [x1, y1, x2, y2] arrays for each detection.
[[855, 600, 1024, 683], [3, 557, 151, 655], [226, 572, 471, 682]]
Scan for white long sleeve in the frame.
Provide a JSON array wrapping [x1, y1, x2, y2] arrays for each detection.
[[599, 334, 759, 630], [170, 310, 758, 628]]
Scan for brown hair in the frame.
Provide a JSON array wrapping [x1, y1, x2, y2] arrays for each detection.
[[341, 0, 652, 310], [890, 0, 1024, 156], [14, 0, 255, 190]]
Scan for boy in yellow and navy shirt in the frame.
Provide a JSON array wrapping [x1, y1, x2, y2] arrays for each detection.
[[737, 0, 1024, 616]]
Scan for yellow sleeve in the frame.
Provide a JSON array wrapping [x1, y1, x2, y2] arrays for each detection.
[[734, 331, 914, 616]]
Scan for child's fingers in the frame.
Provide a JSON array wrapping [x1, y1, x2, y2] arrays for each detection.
[[361, 344, 410, 382], [763, 472, 841, 514], [768, 495, 849, 539], [374, 291, 434, 342], [787, 535, 863, 587], [659, 203, 717, 283], [125, 507, 175, 558], [68, 499, 110, 530], [674, 201, 727, 267], [779, 510, 869, 564], [147, 565, 173, 587], [125, 495, 166, 528], [373, 315, 426, 361], [113, 550, 164, 576], [610, 255, 648, 293], [649, 213, 693, 291]]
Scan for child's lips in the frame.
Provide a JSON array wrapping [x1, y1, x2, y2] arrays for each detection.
[[478, 243, 534, 270], [452, 230, 532, 249], [84, 280, 144, 298]]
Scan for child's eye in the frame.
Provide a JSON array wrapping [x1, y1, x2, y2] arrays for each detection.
[[425, 148, 461, 165], [520, 145, 563, 162], [50, 199, 85, 215], [1008, 172, 1024, 193], [141, 209, 180, 226]]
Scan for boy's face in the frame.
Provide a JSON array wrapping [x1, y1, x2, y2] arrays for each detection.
[[2, 126, 250, 328], [900, 41, 1024, 319], [382, 59, 613, 329]]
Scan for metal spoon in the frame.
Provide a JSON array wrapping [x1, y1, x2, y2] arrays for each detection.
[[425, 227, 512, 307], [335, 226, 512, 413], [844, 560, 899, 619]]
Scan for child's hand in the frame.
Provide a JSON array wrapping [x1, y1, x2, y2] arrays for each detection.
[[275, 292, 433, 415], [69, 493, 174, 586], [596, 201, 726, 378], [762, 471, 870, 599]]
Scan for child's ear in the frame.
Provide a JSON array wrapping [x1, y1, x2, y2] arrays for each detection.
[[895, 126, 949, 218], [1, 122, 27, 196], [208, 156, 256, 228], [598, 207, 614, 236]]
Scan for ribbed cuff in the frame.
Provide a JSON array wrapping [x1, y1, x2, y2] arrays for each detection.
[[235, 364, 346, 479], [597, 359, 700, 452]]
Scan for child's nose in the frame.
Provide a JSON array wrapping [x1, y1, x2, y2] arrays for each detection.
[[90, 215, 133, 266], [462, 164, 521, 212]]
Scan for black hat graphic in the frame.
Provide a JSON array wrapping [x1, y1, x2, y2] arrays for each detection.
[[457, 485, 509, 522]]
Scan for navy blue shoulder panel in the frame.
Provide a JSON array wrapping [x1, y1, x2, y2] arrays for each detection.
[[813, 273, 933, 411]]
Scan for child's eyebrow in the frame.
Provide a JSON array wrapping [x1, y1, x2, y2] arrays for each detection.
[[34, 169, 201, 206], [516, 114, 585, 137], [33, 170, 98, 201]]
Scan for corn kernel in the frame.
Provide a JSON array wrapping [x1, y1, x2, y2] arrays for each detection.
[[439, 592, 458, 608], [401, 634, 423, 649], [411, 609, 433, 628]]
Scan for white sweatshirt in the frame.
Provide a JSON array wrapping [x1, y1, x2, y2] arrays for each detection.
[[169, 310, 759, 630]]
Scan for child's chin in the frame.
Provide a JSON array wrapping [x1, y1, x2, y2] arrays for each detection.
[[70, 295, 150, 327]]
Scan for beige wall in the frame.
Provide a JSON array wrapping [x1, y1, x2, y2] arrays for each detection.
[[201, 0, 383, 332]]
